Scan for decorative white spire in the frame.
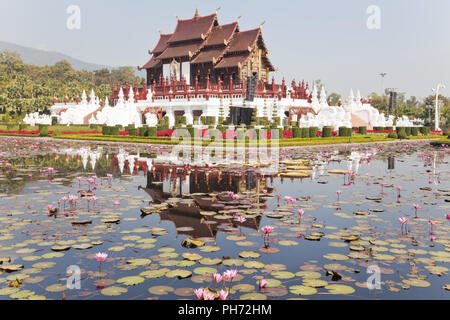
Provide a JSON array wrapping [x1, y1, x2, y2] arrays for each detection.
[[349, 89, 355, 102], [90, 89, 96, 104], [319, 86, 327, 105], [118, 87, 124, 104], [128, 87, 134, 103], [356, 90, 362, 102], [81, 90, 87, 104], [105, 96, 110, 107]]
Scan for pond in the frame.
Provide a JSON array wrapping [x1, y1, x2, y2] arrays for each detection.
[[0, 136, 449, 300]]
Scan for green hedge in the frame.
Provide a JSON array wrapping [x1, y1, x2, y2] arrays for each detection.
[[397, 128, 407, 140], [420, 126, 431, 135], [405, 127, 412, 136], [301, 127, 310, 138], [129, 128, 138, 136], [148, 127, 157, 137], [411, 127, 419, 136], [359, 126, 367, 135], [39, 125, 49, 137], [293, 127, 302, 138], [388, 131, 398, 139], [139, 126, 148, 137], [339, 127, 348, 137], [322, 126, 333, 138], [309, 127, 319, 137]]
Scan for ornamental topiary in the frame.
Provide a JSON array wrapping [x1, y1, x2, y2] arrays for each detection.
[[293, 127, 302, 138], [309, 127, 319, 137], [388, 131, 398, 139], [397, 128, 407, 140], [322, 126, 333, 138], [301, 127, 310, 138]]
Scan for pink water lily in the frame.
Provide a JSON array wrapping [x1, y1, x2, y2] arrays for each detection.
[[219, 290, 229, 300], [194, 288, 204, 300], [297, 209, 305, 217], [262, 226, 274, 235], [235, 216, 246, 224], [446, 214, 450, 220], [413, 204, 421, 217], [203, 292, 215, 300], [284, 196, 295, 203], [223, 269, 238, 281], [113, 201, 120, 206], [213, 273, 223, 285], [95, 252, 108, 262], [399, 217, 409, 234], [232, 194, 240, 200], [223, 269, 239, 292], [259, 279, 268, 289]]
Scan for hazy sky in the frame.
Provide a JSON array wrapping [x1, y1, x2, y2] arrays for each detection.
[[0, 0, 449, 98]]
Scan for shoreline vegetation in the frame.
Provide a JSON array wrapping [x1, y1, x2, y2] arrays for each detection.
[[0, 131, 444, 148]]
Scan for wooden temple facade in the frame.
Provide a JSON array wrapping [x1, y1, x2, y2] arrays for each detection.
[[139, 10, 275, 86]]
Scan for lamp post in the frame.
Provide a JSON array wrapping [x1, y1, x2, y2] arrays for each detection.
[[379, 73, 387, 95], [431, 83, 445, 131]]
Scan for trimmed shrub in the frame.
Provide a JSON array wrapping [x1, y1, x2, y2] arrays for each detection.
[[322, 126, 333, 138], [420, 126, 431, 135], [39, 125, 49, 137], [405, 127, 412, 136], [51, 116, 58, 126], [110, 126, 120, 136], [388, 131, 398, 139], [129, 128, 138, 136], [359, 126, 367, 135], [148, 127, 157, 137], [293, 127, 302, 138], [139, 126, 148, 137], [385, 126, 393, 132], [339, 127, 348, 137], [309, 127, 319, 137], [397, 128, 407, 140], [411, 127, 419, 136], [301, 127, 310, 138]]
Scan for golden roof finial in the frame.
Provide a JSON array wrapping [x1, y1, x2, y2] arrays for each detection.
[[194, 8, 199, 18], [259, 21, 266, 29], [237, 15, 242, 22], [215, 7, 221, 14]]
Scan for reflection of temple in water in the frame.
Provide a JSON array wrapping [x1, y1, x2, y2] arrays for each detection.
[[139, 163, 269, 239], [145, 163, 270, 199]]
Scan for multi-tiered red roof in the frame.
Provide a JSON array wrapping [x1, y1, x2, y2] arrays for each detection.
[[140, 10, 275, 85]]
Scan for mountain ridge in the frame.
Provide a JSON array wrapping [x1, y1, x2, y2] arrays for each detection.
[[0, 40, 113, 71]]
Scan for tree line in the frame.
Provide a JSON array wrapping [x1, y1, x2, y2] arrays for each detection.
[[0, 50, 144, 119]]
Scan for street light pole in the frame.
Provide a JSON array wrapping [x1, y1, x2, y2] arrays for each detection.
[[379, 73, 387, 95], [432, 83, 446, 131]]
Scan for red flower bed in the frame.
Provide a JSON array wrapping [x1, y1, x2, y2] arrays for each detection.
[[367, 130, 392, 134], [283, 130, 293, 139], [157, 129, 174, 137], [61, 131, 102, 135], [0, 130, 39, 135]]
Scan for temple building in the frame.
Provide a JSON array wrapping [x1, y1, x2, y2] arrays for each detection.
[[30, 8, 416, 130], [139, 9, 275, 85]]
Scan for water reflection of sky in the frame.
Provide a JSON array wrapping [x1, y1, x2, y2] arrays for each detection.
[[0, 137, 449, 300]]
